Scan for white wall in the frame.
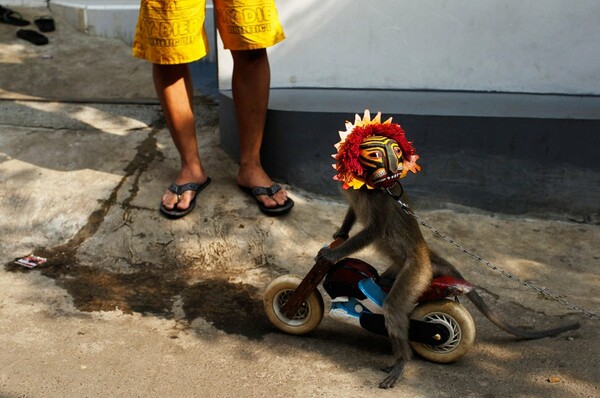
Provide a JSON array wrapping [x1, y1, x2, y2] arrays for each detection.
[[1, 0, 46, 6], [218, 0, 600, 95]]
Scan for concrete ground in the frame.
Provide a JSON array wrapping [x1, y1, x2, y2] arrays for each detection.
[[1, 8, 599, 398]]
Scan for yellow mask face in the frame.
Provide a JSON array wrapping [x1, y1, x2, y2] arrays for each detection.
[[359, 135, 403, 188]]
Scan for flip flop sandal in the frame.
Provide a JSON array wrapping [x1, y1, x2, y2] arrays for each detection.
[[159, 178, 212, 219], [1, 9, 30, 26], [239, 183, 294, 216], [16, 29, 49, 45], [34, 15, 55, 32]]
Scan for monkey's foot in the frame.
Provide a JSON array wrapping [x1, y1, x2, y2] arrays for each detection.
[[378, 361, 405, 389]]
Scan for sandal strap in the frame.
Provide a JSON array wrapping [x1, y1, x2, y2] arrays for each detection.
[[250, 184, 281, 197], [167, 182, 202, 195]]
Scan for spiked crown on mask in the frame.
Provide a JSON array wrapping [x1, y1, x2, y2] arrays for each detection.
[[333, 110, 421, 190]]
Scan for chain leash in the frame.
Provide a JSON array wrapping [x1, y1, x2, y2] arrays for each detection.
[[386, 187, 600, 321]]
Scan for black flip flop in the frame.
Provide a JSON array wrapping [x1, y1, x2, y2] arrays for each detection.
[[159, 178, 212, 219], [16, 29, 49, 45], [34, 15, 55, 32], [1, 9, 30, 26], [239, 183, 294, 216]]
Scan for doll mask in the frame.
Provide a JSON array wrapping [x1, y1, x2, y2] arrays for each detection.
[[333, 110, 421, 190]]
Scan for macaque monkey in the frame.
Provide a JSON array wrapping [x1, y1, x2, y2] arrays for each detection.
[[318, 112, 580, 389]]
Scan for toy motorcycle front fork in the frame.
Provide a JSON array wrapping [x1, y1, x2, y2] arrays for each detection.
[[263, 239, 477, 363], [276, 238, 346, 320]]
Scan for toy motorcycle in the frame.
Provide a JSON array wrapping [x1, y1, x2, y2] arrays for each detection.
[[263, 238, 476, 364]]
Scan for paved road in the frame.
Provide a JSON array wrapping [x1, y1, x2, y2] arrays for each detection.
[[1, 8, 598, 398]]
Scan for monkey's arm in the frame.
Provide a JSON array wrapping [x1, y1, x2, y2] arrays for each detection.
[[318, 223, 378, 264], [333, 207, 356, 239]]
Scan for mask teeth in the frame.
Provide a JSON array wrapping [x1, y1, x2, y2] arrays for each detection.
[[374, 172, 400, 185]]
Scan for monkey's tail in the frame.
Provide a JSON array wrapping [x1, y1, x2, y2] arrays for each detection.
[[466, 290, 580, 339]]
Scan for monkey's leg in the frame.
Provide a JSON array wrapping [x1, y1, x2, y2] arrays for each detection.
[[379, 253, 433, 389], [379, 289, 414, 389]]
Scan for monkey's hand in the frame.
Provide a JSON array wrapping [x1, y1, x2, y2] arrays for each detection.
[[316, 246, 338, 265]]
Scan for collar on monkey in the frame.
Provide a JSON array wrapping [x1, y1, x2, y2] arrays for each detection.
[[333, 110, 421, 190], [385, 181, 405, 201]]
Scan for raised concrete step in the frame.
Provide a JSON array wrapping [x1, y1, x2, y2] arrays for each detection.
[[220, 89, 600, 222], [50, 0, 140, 46]]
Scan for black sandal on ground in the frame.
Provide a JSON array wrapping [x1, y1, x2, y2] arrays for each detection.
[[0, 7, 30, 26], [238, 183, 294, 216], [34, 15, 55, 32], [159, 178, 212, 219], [16, 29, 49, 45]]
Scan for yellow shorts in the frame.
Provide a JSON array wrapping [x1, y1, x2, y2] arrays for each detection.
[[132, 0, 286, 65]]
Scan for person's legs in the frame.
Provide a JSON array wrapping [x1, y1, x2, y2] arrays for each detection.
[[231, 49, 288, 209], [153, 63, 209, 211]]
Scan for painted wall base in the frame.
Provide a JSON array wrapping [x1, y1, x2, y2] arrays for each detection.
[[220, 89, 600, 222]]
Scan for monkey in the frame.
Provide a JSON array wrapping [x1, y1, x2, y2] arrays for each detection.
[[318, 113, 580, 389]]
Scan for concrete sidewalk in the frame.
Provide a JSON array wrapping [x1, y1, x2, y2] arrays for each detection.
[[1, 7, 599, 398]]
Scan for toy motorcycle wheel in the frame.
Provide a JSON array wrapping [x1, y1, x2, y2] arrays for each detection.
[[263, 275, 324, 335], [409, 300, 476, 363]]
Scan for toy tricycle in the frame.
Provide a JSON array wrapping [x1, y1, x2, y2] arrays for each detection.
[[263, 238, 476, 364]]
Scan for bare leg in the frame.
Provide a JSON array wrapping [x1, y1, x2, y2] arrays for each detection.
[[153, 63, 209, 211], [231, 49, 288, 209]]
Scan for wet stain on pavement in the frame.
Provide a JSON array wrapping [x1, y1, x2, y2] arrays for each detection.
[[6, 258, 271, 340], [4, 115, 272, 341], [182, 280, 271, 340]]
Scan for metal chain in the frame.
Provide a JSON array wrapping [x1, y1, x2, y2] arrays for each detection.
[[386, 189, 599, 321]]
